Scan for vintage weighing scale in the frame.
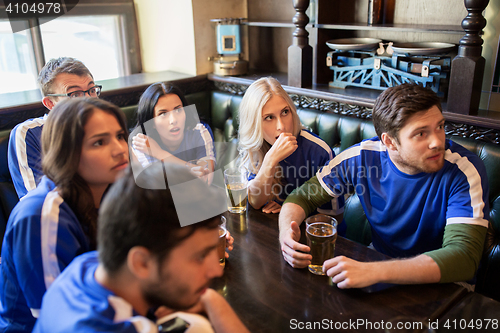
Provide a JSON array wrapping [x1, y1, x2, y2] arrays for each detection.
[[210, 18, 248, 76], [326, 38, 456, 97]]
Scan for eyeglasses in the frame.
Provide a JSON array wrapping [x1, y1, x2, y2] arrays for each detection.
[[47, 85, 102, 98]]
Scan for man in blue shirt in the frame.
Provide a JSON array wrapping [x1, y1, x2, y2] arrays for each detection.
[[279, 83, 489, 289], [33, 163, 249, 333], [8, 57, 99, 198]]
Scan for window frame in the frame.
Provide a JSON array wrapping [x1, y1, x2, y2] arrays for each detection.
[[0, 0, 142, 79]]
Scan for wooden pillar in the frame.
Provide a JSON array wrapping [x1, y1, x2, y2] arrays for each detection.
[[288, 0, 312, 88], [447, 0, 489, 115]]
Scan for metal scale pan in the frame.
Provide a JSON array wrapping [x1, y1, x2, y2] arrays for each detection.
[[391, 42, 456, 56], [325, 39, 451, 96], [326, 38, 382, 51]]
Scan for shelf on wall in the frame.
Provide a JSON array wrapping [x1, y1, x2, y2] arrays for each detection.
[[208, 71, 500, 130], [209, 71, 382, 107], [314, 23, 464, 34], [243, 20, 313, 28]]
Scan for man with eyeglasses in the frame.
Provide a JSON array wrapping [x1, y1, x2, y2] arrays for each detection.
[[8, 57, 101, 198]]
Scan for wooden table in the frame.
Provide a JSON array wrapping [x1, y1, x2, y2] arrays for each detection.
[[437, 292, 500, 332], [211, 207, 468, 333]]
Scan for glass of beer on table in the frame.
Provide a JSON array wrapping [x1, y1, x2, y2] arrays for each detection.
[[218, 216, 227, 268], [223, 167, 248, 214], [306, 221, 337, 275], [305, 214, 337, 227]]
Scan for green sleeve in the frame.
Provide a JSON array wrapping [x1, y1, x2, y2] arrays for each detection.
[[284, 176, 334, 217], [424, 223, 487, 283]]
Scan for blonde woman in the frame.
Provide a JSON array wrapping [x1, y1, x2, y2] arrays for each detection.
[[238, 77, 344, 219]]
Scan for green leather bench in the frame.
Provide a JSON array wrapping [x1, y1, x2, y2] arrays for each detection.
[[1, 89, 500, 301], [182, 90, 500, 301]]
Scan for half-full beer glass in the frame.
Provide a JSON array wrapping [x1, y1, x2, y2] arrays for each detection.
[[306, 222, 337, 275], [305, 214, 337, 228], [223, 168, 248, 214], [218, 216, 227, 268]]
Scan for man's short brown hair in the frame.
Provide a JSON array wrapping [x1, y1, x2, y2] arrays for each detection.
[[372, 83, 442, 142]]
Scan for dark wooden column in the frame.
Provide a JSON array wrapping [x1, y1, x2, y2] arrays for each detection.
[[288, 0, 312, 88], [447, 0, 489, 115]]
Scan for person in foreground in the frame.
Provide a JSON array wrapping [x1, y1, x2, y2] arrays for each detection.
[[279, 83, 489, 289], [0, 98, 129, 332], [33, 163, 249, 333], [8, 57, 100, 198], [238, 77, 344, 221]]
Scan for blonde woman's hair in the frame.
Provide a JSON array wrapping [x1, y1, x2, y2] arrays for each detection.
[[237, 77, 302, 201]]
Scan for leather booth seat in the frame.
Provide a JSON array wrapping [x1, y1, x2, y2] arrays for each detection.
[[197, 90, 500, 301], [1, 89, 499, 300]]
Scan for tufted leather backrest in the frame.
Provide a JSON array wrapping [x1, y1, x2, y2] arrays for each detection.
[[206, 90, 500, 300], [3, 89, 499, 299], [448, 136, 500, 301]]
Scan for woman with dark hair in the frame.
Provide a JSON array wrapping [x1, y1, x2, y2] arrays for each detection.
[[0, 98, 129, 332], [131, 82, 215, 175]]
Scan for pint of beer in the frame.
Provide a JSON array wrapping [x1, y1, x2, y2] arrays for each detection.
[[305, 214, 338, 228], [306, 222, 337, 275], [223, 168, 248, 214], [218, 216, 227, 268]]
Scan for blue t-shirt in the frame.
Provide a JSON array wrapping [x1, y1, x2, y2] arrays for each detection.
[[8, 115, 47, 199], [317, 137, 490, 258], [0, 176, 91, 333], [33, 252, 157, 333], [132, 123, 216, 168], [249, 129, 344, 217]]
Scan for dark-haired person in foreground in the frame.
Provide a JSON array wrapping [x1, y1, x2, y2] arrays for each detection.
[[33, 163, 249, 333], [1, 98, 129, 332], [279, 83, 489, 288], [8, 57, 100, 198]]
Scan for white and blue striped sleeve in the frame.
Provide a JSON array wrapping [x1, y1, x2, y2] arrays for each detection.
[[444, 149, 489, 228], [8, 118, 46, 199], [194, 123, 216, 162], [14, 191, 89, 315]]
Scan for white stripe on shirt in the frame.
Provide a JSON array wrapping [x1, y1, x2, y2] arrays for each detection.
[[108, 295, 134, 322], [41, 189, 64, 290], [300, 130, 333, 160], [108, 295, 156, 333], [317, 140, 386, 197], [130, 317, 156, 333], [446, 217, 488, 228], [132, 146, 154, 168], [30, 308, 40, 318], [195, 123, 216, 161], [14, 116, 46, 193], [445, 149, 487, 223]]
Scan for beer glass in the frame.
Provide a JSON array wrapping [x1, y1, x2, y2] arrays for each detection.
[[185, 158, 209, 183], [306, 222, 337, 275], [223, 168, 248, 214], [218, 216, 227, 268], [305, 214, 337, 228]]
